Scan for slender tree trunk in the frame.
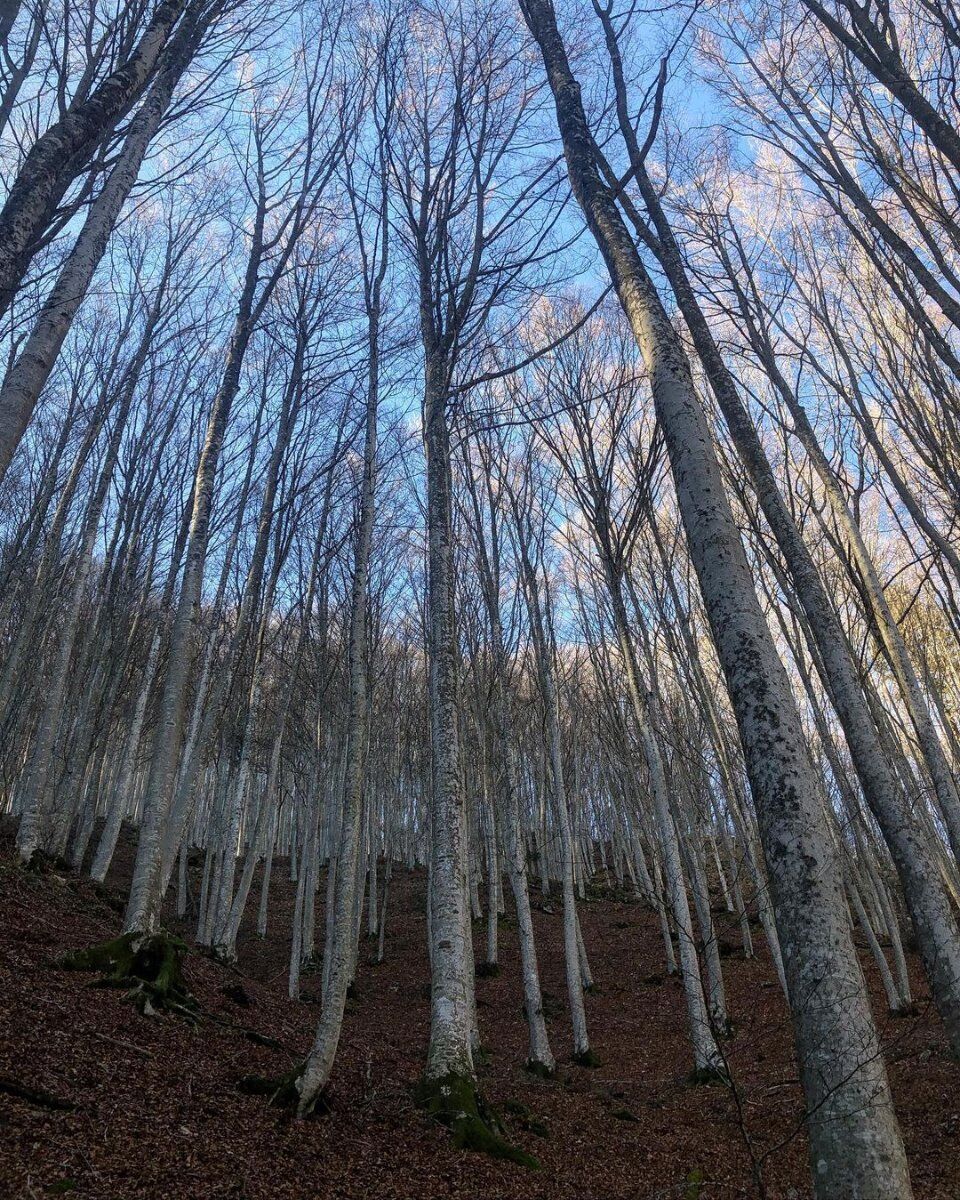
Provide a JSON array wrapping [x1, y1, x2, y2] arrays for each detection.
[[0, 0, 189, 322]]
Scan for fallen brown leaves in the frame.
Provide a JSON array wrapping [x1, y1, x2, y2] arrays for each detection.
[[0, 829, 956, 1199]]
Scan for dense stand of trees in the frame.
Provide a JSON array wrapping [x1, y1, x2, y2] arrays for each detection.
[[2, 0, 960, 1193]]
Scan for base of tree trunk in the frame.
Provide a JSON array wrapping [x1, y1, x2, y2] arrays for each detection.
[[687, 1064, 728, 1087], [60, 931, 195, 1017], [22, 848, 72, 874], [238, 1063, 329, 1114], [523, 1059, 556, 1080], [571, 1047, 601, 1068], [207, 944, 238, 966], [414, 1072, 539, 1168]]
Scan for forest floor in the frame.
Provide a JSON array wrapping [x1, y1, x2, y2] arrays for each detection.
[[1, 829, 958, 1199]]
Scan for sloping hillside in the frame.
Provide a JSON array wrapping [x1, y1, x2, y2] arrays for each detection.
[[0, 833, 956, 1199]]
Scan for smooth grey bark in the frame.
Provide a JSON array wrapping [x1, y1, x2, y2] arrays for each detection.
[[515, 535, 590, 1058], [421, 350, 475, 1083], [124, 223, 264, 933], [89, 627, 161, 882], [297, 257, 384, 1113], [16, 340, 138, 861], [0, 0, 189, 322], [463, 445, 555, 1070], [592, 0, 960, 1053], [0, 0, 213, 482], [518, 2, 911, 1191]]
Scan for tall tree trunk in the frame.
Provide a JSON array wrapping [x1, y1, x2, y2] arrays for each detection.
[[421, 351, 475, 1086], [518, 2, 911, 1191], [297, 267, 383, 1114]]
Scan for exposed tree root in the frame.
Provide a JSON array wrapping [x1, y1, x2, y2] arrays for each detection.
[[238, 1062, 330, 1114], [609, 1106, 640, 1122], [414, 1072, 539, 1168], [59, 931, 196, 1017], [504, 1098, 550, 1138], [0, 1075, 76, 1111], [220, 982, 251, 1007]]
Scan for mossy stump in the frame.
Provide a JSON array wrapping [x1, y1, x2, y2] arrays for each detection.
[[60, 931, 195, 1016], [414, 1073, 539, 1168]]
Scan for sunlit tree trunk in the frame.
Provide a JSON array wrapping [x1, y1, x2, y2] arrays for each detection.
[[519, 1, 911, 1189]]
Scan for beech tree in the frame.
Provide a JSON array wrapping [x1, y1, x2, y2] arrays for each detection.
[[5, 1, 960, 1195], [517, 0, 911, 1191]]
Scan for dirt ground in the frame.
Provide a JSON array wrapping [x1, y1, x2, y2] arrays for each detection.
[[1, 829, 957, 1199]]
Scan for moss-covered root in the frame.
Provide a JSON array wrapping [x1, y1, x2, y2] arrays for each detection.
[[523, 1058, 556, 1080], [414, 1073, 539, 1169], [572, 1047, 601, 1068], [60, 931, 195, 1017]]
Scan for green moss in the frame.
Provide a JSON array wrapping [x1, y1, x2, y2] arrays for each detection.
[[685, 1167, 705, 1199], [523, 1058, 556, 1080], [23, 849, 71, 875], [60, 931, 195, 1016], [475, 961, 500, 978], [610, 1106, 639, 1122], [414, 1072, 539, 1169], [572, 1047, 601, 1068]]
